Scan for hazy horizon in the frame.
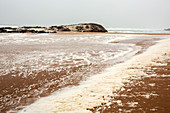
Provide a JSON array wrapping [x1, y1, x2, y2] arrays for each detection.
[[0, 0, 170, 29]]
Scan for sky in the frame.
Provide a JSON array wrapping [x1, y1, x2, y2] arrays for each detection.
[[0, 0, 170, 29]]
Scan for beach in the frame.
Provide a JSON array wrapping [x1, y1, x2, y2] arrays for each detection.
[[50, 32, 170, 35], [89, 41, 170, 113], [1, 0, 170, 112], [0, 33, 169, 113]]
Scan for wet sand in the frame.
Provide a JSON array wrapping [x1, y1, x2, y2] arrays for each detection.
[[49, 32, 170, 35], [16, 37, 169, 113], [0, 66, 89, 112], [0, 35, 158, 113], [110, 38, 160, 55], [88, 53, 170, 113], [0, 33, 169, 113], [0, 33, 139, 113]]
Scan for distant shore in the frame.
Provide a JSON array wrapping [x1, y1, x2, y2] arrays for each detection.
[[3, 32, 170, 35], [1, 23, 170, 35], [21, 31, 170, 35], [0, 23, 108, 33], [49, 31, 170, 35]]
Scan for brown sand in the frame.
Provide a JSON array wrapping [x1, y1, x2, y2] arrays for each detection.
[[48, 32, 170, 35], [135, 38, 160, 55], [0, 33, 169, 113], [110, 38, 160, 55], [0, 65, 92, 112], [88, 54, 170, 113]]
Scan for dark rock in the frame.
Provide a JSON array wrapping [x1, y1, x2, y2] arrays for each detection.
[[0, 23, 107, 33], [0, 27, 13, 29], [0, 28, 7, 33], [37, 31, 46, 33], [76, 26, 84, 32], [164, 28, 170, 31], [56, 26, 71, 31], [60, 28, 71, 31], [50, 23, 108, 32]]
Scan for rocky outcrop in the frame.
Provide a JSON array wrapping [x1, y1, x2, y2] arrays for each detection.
[[164, 28, 170, 31], [0, 23, 107, 33], [49, 23, 108, 32], [0, 26, 57, 33]]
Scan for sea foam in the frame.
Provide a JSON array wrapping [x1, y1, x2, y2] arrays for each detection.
[[17, 38, 170, 113]]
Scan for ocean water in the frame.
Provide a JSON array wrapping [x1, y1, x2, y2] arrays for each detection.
[[107, 28, 170, 33], [0, 33, 168, 113], [0, 25, 19, 28]]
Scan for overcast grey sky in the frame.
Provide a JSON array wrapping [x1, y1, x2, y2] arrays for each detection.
[[0, 0, 170, 28]]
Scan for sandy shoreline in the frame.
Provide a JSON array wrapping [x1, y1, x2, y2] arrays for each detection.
[[57, 32, 170, 35], [1, 33, 158, 113], [17, 37, 169, 113], [1, 32, 170, 36], [0, 33, 169, 113], [41, 32, 170, 35], [89, 53, 170, 113]]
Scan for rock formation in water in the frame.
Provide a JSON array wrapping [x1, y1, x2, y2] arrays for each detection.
[[164, 28, 170, 31], [49, 23, 108, 32], [0, 23, 108, 33], [0, 26, 56, 33]]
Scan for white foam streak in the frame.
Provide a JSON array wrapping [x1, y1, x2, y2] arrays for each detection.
[[18, 38, 170, 113]]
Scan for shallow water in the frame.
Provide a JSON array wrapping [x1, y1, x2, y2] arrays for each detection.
[[0, 33, 167, 112]]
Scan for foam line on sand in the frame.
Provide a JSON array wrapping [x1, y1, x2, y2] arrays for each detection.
[[18, 38, 170, 113]]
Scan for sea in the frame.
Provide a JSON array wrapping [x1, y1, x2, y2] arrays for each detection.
[[0, 27, 169, 112], [107, 28, 170, 34]]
